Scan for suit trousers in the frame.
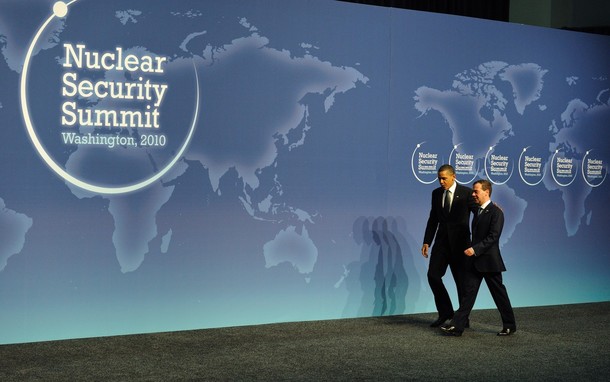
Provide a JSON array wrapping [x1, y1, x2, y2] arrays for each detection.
[[427, 249, 464, 318], [452, 266, 516, 331]]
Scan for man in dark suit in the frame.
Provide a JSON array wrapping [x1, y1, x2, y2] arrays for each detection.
[[441, 179, 517, 336], [422, 164, 476, 327]]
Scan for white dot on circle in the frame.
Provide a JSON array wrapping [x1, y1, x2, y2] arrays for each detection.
[[53, 2, 68, 18]]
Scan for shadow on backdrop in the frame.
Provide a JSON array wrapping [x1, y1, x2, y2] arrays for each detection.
[[343, 216, 421, 317]]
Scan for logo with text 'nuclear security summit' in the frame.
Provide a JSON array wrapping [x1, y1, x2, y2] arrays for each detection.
[[61, 43, 168, 133], [21, 0, 199, 194]]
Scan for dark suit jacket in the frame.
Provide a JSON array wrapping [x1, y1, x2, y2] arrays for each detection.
[[423, 183, 475, 255], [471, 202, 506, 273]]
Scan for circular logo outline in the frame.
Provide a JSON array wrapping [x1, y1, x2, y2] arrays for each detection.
[[518, 147, 545, 186], [449, 144, 478, 185], [550, 150, 578, 187], [411, 142, 439, 185], [20, 1, 200, 195], [484, 146, 513, 186], [581, 149, 607, 187]]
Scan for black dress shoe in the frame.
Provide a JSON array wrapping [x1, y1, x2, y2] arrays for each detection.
[[440, 324, 463, 336], [497, 328, 516, 336], [430, 316, 452, 327]]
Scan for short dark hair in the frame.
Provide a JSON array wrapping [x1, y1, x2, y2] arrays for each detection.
[[474, 179, 492, 196], [438, 164, 455, 175]]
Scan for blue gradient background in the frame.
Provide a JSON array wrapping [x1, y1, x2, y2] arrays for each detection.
[[0, 0, 609, 344]]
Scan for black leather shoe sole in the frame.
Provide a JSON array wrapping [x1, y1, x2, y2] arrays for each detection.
[[440, 325, 463, 336], [430, 316, 452, 327], [497, 328, 516, 336]]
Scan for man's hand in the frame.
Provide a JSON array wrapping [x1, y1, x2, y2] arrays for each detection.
[[421, 244, 429, 258], [464, 247, 475, 257]]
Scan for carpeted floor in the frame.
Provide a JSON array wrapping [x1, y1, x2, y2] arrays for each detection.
[[1, 302, 609, 381]]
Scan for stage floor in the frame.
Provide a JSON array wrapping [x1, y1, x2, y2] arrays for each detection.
[[2, 302, 609, 381]]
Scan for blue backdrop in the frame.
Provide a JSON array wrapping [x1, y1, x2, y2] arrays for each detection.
[[1, 0, 609, 344]]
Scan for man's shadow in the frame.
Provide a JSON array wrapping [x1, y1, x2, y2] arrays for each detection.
[[343, 216, 420, 317]]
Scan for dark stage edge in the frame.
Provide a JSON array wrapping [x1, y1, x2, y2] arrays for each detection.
[[2, 302, 609, 381]]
